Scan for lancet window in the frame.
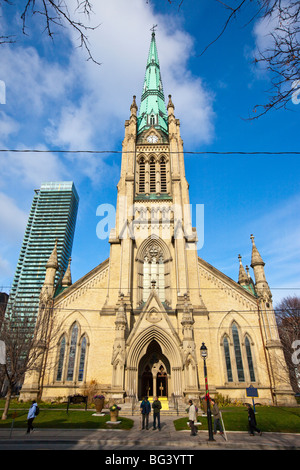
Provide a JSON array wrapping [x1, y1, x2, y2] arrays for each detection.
[[78, 336, 87, 382], [245, 336, 256, 382], [55, 321, 89, 384], [56, 336, 66, 382], [66, 323, 78, 381], [223, 336, 233, 382], [139, 157, 145, 193], [136, 238, 171, 306], [137, 154, 170, 196], [160, 157, 167, 193], [222, 322, 257, 384], [149, 157, 156, 193], [232, 323, 245, 382], [143, 243, 165, 302]]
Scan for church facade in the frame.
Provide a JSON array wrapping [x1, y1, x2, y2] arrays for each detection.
[[20, 32, 295, 406]]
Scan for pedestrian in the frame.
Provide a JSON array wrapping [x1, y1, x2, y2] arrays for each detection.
[[211, 398, 224, 435], [152, 396, 162, 430], [247, 404, 262, 436], [187, 399, 197, 436], [140, 396, 151, 430], [27, 400, 39, 434]]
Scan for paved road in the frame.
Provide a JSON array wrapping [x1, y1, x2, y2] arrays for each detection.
[[0, 415, 299, 452]]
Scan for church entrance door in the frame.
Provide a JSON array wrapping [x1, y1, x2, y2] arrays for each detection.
[[141, 366, 153, 398], [138, 340, 170, 400], [156, 366, 168, 397]]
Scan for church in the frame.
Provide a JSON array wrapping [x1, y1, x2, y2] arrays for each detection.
[[20, 32, 295, 407]]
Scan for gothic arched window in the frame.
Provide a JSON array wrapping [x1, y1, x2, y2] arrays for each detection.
[[136, 154, 170, 196], [78, 336, 87, 382], [139, 157, 145, 193], [143, 243, 165, 302], [66, 323, 78, 381], [56, 336, 66, 381], [149, 157, 156, 193], [223, 336, 233, 382], [232, 323, 245, 382], [160, 157, 167, 193], [137, 238, 171, 306], [245, 336, 256, 382]]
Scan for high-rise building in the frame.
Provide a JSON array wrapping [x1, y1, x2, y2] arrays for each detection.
[[8, 181, 79, 326]]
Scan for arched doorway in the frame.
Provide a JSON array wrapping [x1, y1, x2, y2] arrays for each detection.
[[157, 365, 168, 397], [138, 340, 170, 399], [141, 365, 153, 397]]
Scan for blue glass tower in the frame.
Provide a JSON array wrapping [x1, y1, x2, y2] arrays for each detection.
[[8, 181, 79, 325]]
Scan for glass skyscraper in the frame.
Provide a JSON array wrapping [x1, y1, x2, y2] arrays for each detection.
[[8, 181, 79, 325]]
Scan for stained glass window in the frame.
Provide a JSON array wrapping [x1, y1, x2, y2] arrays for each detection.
[[56, 336, 66, 381], [66, 324, 78, 381], [245, 336, 256, 382], [223, 336, 233, 382], [232, 323, 245, 382], [78, 336, 87, 382]]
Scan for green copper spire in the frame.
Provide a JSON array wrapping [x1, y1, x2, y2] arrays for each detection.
[[137, 31, 168, 135]]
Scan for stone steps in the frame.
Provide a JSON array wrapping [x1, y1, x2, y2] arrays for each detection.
[[120, 397, 187, 416]]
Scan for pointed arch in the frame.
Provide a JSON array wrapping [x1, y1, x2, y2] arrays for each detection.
[[149, 155, 156, 193], [222, 335, 233, 382], [78, 334, 89, 382], [66, 322, 79, 381], [231, 322, 245, 382], [136, 236, 172, 305], [56, 334, 66, 382], [245, 335, 256, 382], [138, 156, 145, 193], [160, 156, 167, 193], [127, 325, 182, 369]]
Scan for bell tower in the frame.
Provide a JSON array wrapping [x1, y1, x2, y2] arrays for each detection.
[[103, 31, 206, 401]]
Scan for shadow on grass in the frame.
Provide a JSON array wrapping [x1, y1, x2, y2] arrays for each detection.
[[0, 410, 134, 430], [174, 406, 300, 434]]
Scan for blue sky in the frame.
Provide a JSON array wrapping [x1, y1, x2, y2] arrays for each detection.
[[0, 0, 299, 305]]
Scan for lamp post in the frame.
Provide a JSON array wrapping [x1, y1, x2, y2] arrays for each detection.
[[200, 342, 215, 441]]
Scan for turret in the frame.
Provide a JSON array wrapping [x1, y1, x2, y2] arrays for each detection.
[[62, 257, 72, 287], [130, 95, 138, 117], [238, 254, 248, 286], [41, 240, 58, 298], [250, 234, 271, 298], [167, 94, 175, 117]]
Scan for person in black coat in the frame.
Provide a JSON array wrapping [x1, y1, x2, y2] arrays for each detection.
[[247, 404, 262, 436], [140, 397, 151, 430]]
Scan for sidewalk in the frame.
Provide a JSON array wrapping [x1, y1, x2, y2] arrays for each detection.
[[0, 415, 299, 450]]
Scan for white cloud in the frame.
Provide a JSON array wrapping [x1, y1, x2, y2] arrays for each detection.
[[244, 195, 300, 304], [0, 146, 69, 190], [0, 0, 217, 288], [1, 46, 72, 116], [47, 0, 216, 150], [0, 255, 13, 279], [0, 111, 19, 140]]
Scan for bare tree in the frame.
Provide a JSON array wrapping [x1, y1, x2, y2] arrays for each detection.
[[275, 295, 300, 393], [173, 0, 300, 118], [0, 0, 100, 63], [0, 301, 59, 420]]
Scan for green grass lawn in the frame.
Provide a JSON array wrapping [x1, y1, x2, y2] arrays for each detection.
[[1, 400, 299, 433], [174, 406, 300, 434], [0, 400, 134, 430]]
